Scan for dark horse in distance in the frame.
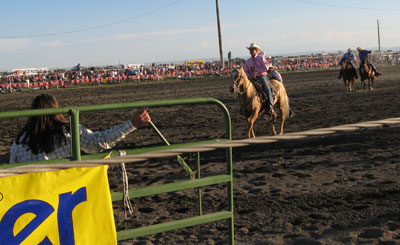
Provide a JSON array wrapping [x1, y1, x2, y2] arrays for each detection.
[[342, 60, 357, 92], [360, 61, 376, 92]]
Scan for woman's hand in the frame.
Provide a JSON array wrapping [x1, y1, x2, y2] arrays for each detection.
[[131, 110, 151, 128]]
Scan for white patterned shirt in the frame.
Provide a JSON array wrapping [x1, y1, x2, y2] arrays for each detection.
[[267, 70, 283, 83], [9, 120, 136, 164]]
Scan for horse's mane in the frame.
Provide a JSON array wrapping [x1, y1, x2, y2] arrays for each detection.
[[236, 66, 248, 79]]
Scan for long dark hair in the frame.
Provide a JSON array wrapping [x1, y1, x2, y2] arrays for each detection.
[[16, 94, 69, 154]]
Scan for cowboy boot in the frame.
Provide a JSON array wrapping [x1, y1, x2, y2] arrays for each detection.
[[338, 69, 342, 79], [371, 64, 382, 76]]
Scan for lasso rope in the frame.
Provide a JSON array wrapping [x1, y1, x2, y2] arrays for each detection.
[[119, 150, 134, 218], [104, 150, 133, 218]]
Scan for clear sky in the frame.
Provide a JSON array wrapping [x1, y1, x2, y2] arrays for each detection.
[[1, 0, 399, 70]]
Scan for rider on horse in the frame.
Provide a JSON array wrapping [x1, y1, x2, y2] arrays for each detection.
[[356, 47, 382, 76], [267, 66, 283, 83], [244, 43, 274, 115], [338, 48, 358, 79]]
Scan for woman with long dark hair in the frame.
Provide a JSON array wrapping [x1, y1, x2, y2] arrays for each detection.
[[10, 94, 150, 163]]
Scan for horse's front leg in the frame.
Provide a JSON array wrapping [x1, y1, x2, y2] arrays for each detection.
[[362, 79, 367, 92], [370, 77, 374, 91], [247, 110, 260, 138], [350, 82, 353, 91], [248, 122, 255, 138]]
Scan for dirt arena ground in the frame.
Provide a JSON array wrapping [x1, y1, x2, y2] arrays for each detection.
[[1, 66, 399, 244]]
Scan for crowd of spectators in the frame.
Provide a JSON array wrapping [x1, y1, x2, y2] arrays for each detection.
[[0, 54, 356, 93], [0, 62, 230, 92], [271, 55, 339, 71]]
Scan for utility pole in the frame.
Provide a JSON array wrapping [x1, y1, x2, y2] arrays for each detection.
[[377, 19, 381, 52], [215, 0, 224, 68]]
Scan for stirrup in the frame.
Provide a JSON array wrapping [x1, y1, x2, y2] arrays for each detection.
[[269, 105, 276, 114]]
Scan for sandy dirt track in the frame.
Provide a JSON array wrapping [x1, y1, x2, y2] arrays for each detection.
[[0, 66, 399, 244]]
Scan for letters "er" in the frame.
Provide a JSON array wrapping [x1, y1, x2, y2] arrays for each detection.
[[0, 187, 87, 245]]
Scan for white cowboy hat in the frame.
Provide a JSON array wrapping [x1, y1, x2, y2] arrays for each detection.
[[356, 47, 362, 51], [247, 43, 261, 51]]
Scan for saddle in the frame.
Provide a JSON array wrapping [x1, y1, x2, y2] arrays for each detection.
[[250, 78, 271, 112], [360, 59, 372, 73]]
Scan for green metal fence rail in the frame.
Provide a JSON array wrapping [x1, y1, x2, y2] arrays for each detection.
[[0, 97, 235, 244]]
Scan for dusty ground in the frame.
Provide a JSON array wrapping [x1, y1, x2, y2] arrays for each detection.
[[0, 66, 399, 244]]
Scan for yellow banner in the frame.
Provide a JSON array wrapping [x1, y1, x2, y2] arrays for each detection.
[[185, 60, 204, 65], [0, 165, 117, 245]]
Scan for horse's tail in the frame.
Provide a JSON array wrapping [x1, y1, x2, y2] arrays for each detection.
[[270, 79, 290, 119], [281, 90, 290, 120]]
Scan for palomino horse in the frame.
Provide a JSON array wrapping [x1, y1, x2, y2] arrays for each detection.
[[342, 60, 356, 92], [230, 67, 290, 137], [360, 61, 376, 92]]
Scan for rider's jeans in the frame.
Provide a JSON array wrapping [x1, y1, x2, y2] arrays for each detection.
[[256, 75, 273, 106]]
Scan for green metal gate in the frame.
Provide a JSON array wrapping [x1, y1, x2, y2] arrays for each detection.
[[0, 97, 235, 244]]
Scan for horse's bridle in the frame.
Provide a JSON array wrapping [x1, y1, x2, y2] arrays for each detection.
[[232, 72, 249, 94]]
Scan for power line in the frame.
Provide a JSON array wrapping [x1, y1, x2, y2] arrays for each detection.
[[295, 0, 400, 12], [0, 0, 183, 39]]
